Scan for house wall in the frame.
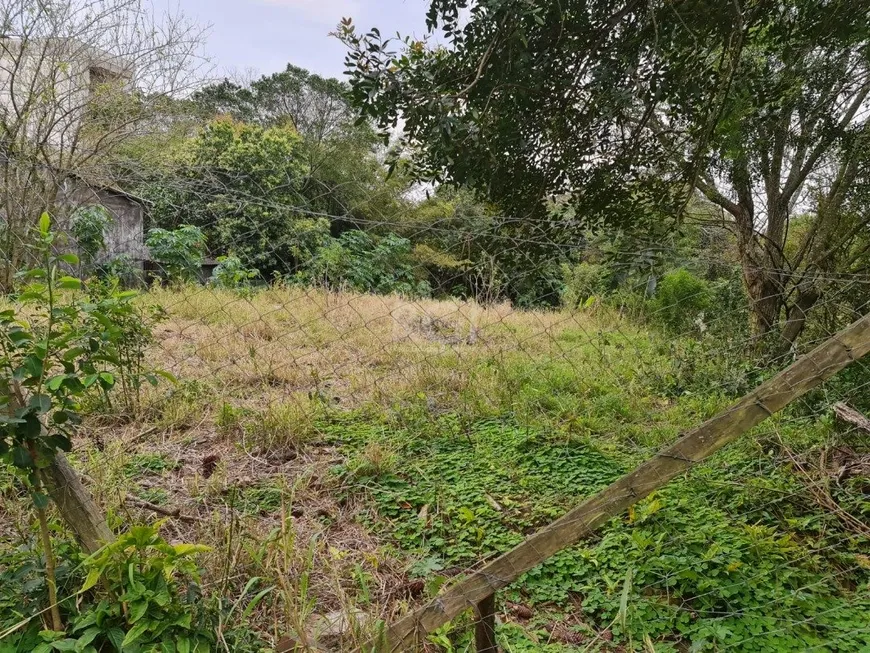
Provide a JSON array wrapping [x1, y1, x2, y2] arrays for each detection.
[[56, 180, 147, 267]]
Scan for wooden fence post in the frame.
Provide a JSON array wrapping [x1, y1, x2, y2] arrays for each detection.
[[369, 313, 870, 651], [43, 453, 114, 554], [473, 594, 497, 652]]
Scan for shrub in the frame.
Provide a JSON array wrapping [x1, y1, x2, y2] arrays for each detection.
[[650, 268, 711, 332], [145, 118, 328, 276], [96, 254, 142, 287], [146, 225, 206, 282], [73, 525, 213, 652], [1, 215, 166, 479], [69, 204, 112, 270], [0, 214, 169, 631], [299, 230, 431, 296], [210, 254, 259, 290], [561, 261, 605, 308]]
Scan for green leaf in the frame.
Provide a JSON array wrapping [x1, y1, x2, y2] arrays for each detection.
[[128, 599, 148, 624], [11, 446, 33, 468], [39, 629, 65, 641], [57, 276, 82, 290], [32, 491, 50, 509], [74, 627, 100, 651], [172, 612, 192, 629], [618, 567, 634, 631], [173, 543, 210, 556], [47, 375, 67, 391], [176, 636, 190, 653], [105, 627, 124, 651], [19, 290, 46, 302], [50, 639, 78, 651], [19, 354, 44, 379], [62, 347, 87, 361], [29, 394, 52, 414], [242, 586, 275, 619], [20, 413, 43, 439], [121, 620, 150, 648], [71, 611, 97, 631], [39, 212, 51, 235], [57, 253, 80, 265], [155, 370, 178, 384], [80, 568, 102, 593]]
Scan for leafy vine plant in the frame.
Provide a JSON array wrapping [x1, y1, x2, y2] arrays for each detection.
[[0, 213, 172, 632]]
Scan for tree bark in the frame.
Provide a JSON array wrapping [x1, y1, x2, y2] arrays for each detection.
[[42, 454, 114, 554], [780, 288, 820, 347], [745, 272, 783, 339]]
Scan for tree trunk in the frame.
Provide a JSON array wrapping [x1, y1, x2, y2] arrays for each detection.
[[781, 288, 820, 348], [732, 205, 786, 342], [743, 263, 783, 340]]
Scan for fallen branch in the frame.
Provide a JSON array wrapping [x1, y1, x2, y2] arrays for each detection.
[[125, 496, 202, 523]]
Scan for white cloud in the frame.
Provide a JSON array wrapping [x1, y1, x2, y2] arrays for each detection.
[[258, 0, 361, 24]]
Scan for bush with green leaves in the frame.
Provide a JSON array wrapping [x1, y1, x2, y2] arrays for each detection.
[[74, 524, 214, 652], [96, 254, 143, 287], [299, 230, 430, 296], [146, 225, 206, 283], [144, 118, 329, 277], [86, 277, 169, 413], [561, 261, 606, 309], [0, 524, 220, 653], [69, 205, 112, 271], [650, 268, 712, 333], [0, 214, 160, 480], [210, 254, 259, 290]]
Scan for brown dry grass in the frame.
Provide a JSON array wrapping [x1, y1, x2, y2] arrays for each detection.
[[145, 284, 614, 412]]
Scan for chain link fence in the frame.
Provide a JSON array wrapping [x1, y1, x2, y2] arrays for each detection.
[[3, 171, 869, 651]]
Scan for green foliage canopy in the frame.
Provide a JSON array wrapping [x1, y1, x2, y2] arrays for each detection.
[[145, 119, 328, 276], [339, 0, 870, 341]]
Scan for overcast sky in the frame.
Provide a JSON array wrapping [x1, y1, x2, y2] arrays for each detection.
[[165, 0, 432, 82]]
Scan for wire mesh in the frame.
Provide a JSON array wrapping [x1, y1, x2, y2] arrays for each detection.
[[2, 167, 868, 651], [0, 15, 868, 649]]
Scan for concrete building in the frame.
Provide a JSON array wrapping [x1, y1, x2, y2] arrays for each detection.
[[0, 37, 146, 270]]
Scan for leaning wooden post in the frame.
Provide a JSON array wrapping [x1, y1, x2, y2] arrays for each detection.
[[370, 313, 870, 651], [42, 453, 114, 554], [473, 593, 498, 652]]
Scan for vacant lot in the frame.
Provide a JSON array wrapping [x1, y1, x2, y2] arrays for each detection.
[[3, 285, 869, 651]]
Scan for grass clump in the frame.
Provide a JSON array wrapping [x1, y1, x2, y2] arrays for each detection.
[[244, 397, 322, 454]]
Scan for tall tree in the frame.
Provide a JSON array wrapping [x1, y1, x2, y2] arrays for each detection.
[[143, 117, 328, 276], [194, 64, 405, 228], [338, 0, 870, 345]]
